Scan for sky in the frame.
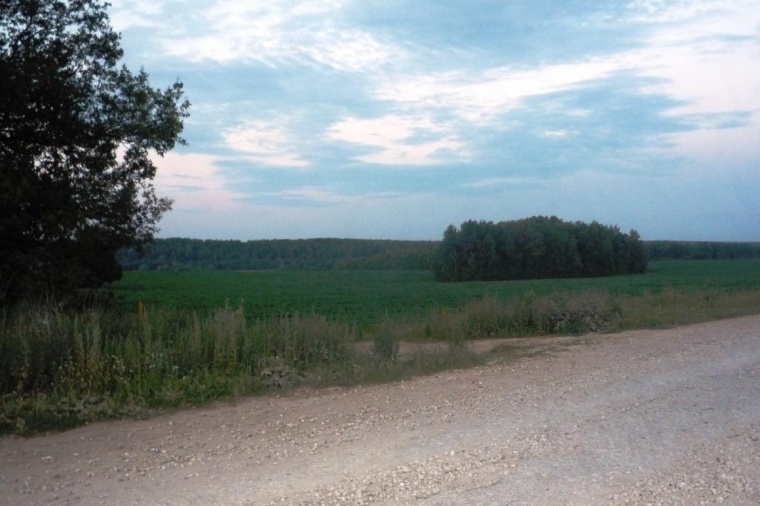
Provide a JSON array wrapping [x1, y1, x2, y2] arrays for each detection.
[[110, 0, 760, 241]]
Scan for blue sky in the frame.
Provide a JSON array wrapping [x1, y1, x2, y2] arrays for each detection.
[[111, 0, 760, 241]]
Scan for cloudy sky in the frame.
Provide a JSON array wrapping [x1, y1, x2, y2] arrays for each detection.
[[111, 0, 760, 241]]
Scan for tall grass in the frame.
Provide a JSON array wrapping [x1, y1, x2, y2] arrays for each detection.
[[418, 290, 613, 342], [2, 283, 760, 435], [0, 303, 359, 434]]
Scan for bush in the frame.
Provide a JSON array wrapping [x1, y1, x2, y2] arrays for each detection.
[[512, 291, 612, 334], [464, 296, 514, 338]]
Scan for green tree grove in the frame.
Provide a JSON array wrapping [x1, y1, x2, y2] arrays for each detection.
[[433, 216, 647, 281]]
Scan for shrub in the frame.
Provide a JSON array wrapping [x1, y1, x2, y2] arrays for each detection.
[[463, 296, 514, 338], [512, 291, 612, 335]]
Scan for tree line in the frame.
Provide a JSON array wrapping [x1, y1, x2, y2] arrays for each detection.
[[646, 241, 760, 260], [118, 233, 760, 275], [117, 238, 439, 271], [433, 216, 648, 281]]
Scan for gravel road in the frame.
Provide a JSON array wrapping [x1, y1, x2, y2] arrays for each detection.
[[2, 315, 759, 505]]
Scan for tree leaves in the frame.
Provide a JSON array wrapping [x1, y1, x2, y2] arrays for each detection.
[[434, 216, 647, 282], [0, 0, 189, 303]]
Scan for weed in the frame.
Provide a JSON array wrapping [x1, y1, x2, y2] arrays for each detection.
[[372, 322, 400, 362]]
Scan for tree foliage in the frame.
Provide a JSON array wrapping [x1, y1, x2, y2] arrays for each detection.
[[118, 238, 439, 271], [0, 0, 189, 303], [645, 241, 760, 261], [433, 216, 647, 281]]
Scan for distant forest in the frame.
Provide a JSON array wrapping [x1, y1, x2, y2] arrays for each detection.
[[117, 238, 439, 271], [645, 241, 760, 260], [118, 235, 760, 273]]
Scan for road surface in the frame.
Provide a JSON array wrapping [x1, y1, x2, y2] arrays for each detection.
[[2, 315, 759, 505]]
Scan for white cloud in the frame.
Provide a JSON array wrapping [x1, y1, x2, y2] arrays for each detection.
[[222, 121, 309, 168], [259, 186, 408, 206], [153, 152, 249, 213], [644, 40, 759, 116], [325, 114, 466, 166], [109, 0, 165, 30], [462, 176, 547, 189], [385, 2, 756, 110], [623, 0, 760, 169], [268, 186, 357, 204], [627, 0, 748, 27], [369, 0, 760, 174], [304, 28, 398, 71], [374, 59, 628, 125], [540, 129, 579, 139], [664, 120, 760, 174], [158, 0, 403, 71]]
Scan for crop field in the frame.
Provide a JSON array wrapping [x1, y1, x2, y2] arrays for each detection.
[[113, 259, 760, 327]]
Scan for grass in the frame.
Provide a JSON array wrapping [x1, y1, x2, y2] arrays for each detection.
[[0, 304, 481, 435], [112, 259, 760, 327], [2, 259, 760, 436]]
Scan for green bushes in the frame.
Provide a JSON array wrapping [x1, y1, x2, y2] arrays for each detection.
[[421, 292, 613, 341]]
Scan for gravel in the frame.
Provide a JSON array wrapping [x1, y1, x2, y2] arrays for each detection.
[[1, 314, 759, 505]]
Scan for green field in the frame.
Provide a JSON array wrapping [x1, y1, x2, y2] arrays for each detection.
[[113, 259, 760, 327], [5, 259, 760, 435]]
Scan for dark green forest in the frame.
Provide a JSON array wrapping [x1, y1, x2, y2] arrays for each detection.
[[646, 240, 760, 260], [117, 220, 760, 275], [117, 238, 438, 271], [433, 217, 647, 281]]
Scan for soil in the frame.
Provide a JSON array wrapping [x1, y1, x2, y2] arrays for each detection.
[[1, 315, 759, 505]]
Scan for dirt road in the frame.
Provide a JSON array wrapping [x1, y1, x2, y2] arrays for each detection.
[[2, 315, 759, 505]]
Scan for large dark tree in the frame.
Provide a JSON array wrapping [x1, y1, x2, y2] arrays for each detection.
[[0, 0, 189, 303]]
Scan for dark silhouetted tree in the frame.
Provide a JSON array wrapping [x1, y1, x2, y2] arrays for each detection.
[[0, 0, 189, 303]]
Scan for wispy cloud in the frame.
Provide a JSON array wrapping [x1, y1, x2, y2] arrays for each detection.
[[325, 114, 466, 166], [153, 152, 249, 212], [158, 0, 404, 71], [374, 59, 629, 125], [539, 129, 580, 139], [110, 0, 164, 30], [370, 1, 759, 126], [222, 120, 309, 168], [265, 186, 357, 204], [461, 176, 547, 190]]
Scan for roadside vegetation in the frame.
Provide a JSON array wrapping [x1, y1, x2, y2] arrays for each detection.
[[3, 259, 760, 436]]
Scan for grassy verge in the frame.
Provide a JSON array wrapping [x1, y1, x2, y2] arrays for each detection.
[[2, 284, 760, 436]]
